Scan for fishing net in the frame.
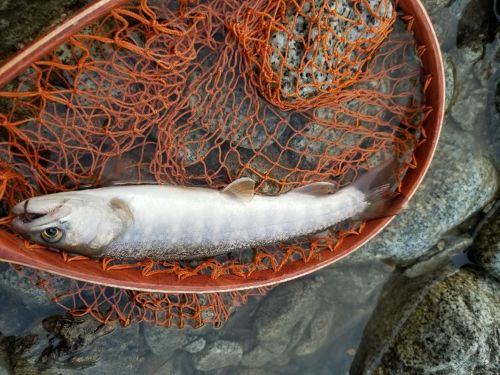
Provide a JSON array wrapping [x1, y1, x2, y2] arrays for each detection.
[[0, 0, 431, 327], [13, 265, 269, 328]]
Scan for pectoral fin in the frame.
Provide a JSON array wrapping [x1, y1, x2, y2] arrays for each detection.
[[109, 198, 134, 226], [222, 178, 256, 202]]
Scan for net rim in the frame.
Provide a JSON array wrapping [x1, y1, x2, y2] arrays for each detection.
[[0, 0, 445, 293]]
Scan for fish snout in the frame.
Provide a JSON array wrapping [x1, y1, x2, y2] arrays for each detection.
[[10, 197, 72, 227]]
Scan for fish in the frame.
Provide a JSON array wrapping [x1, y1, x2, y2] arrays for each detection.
[[10, 160, 397, 261]]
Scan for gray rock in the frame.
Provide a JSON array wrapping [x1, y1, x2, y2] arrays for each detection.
[[451, 86, 488, 133], [320, 260, 394, 307], [192, 340, 243, 371], [351, 267, 500, 374], [458, 39, 484, 65], [183, 337, 206, 353], [352, 124, 498, 264], [78, 325, 143, 375], [421, 0, 453, 13], [472, 202, 500, 279], [254, 276, 324, 354], [142, 324, 191, 357], [294, 303, 336, 357], [237, 369, 274, 375], [240, 345, 275, 368], [0, 266, 52, 306]]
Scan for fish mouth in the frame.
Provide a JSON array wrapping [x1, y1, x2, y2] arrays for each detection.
[[12, 200, 46, 223], [11, 199, 47, 223], [11, 198, 71, 230]]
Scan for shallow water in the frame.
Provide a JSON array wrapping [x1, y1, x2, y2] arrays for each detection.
[[0, 0, 498, 374]]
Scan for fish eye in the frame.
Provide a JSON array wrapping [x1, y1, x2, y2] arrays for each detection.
[[40, 227, 63, 243]]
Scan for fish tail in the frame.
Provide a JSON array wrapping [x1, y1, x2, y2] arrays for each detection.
[[352, 159, 403, 219]]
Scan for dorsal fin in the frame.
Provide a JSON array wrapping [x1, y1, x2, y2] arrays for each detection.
[[222, 178, 256, 201], [292, 182, 336, 196]]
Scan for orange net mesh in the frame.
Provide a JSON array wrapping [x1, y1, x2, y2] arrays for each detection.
[[13, 264, 269, 328], [0, 0, 430, 326], [230, 0, 396, 109]]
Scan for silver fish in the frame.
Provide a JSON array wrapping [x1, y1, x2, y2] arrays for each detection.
[[10, 160, 396, 260]]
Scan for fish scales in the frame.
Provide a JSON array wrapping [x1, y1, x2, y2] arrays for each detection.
[[79, 185, 364, 259], [10, 160, 397, 260]]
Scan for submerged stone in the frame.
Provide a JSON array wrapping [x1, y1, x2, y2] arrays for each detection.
[[254, 276, 324, 354]]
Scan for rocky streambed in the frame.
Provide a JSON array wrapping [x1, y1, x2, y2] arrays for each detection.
[[0, 0, 498, 374]]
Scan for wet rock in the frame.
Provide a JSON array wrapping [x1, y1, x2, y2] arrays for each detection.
[[472, 202, 500, 279], [84, 325, 143, 375], [457, 0, 497, 47], [451, 87, 488, 132], [403, 234, 473, 278], [192, 340, 243, 371], [352, 124, 498, 264], [43, 314, 116, 350], [294, 303, 335, 357], [320, 261, 394, 307], [147, 354, 187, 375], [0, 266, 52, 307], [2, 327, 52, 375], [267, 0, 393, 101], [240, 345, 275, 368], [254, 276, 324, 354], [351, 267, 500, 374], [183, 337, 206, 353], [3, 314, 143, 375], [0, 336, 10, 375], [443, 54, 456, 111], [0, 0, 90, 62], [237, 368, 273, 375], [142, 324, 192, 356], [421, 0, 453, 13], [471, 35, 500, 168]]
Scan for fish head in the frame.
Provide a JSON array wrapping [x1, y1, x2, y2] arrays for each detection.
[[10, 194, 132, 257]]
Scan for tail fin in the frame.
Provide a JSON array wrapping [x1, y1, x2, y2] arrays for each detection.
[[352, 159, 403, 219]]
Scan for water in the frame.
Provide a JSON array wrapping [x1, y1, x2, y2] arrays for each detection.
[[0, 0, 498, 374]]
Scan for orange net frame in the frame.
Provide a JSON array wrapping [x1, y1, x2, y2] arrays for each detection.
[[0, 0, 430, 327]]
